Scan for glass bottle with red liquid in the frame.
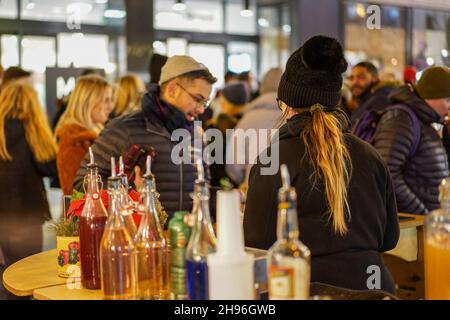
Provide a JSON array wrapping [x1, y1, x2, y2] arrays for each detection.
[[100, 157, 137, 300], [134, 156, 170, 300], [79, 147, 108, 289]]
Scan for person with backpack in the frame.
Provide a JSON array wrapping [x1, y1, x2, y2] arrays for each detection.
[[348, 62, 401, 127], [369, 66, 450, 215]]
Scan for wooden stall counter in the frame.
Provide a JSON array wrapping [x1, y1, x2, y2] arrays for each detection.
[[2, 249, 67, 297], [33, 284, 102, 300]]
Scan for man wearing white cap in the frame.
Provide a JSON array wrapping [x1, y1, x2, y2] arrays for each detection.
[[73, 55, 217, 219]]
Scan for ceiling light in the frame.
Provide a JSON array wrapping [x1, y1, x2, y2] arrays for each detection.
[[173, 0, 186, 11], [104, 9, 126, 19], [26, 1, 35, 10], [240, 0, 253, 17], [356, 3, 366, 18], [282, 24, 291, 33], [258, 18, 269, 27]]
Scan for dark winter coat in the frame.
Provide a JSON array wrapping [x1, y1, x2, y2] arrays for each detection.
[[0, 119, 57, 226], [244, 111, 400, 293], [73, 85, 198, 219], [372, 85, 449, 214]]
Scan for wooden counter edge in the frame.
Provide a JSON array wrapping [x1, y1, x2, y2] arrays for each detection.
[[398, 212, 425, 229]]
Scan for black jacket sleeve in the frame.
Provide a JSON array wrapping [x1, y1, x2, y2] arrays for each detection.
[[73, 119, 130, 192], [34, 158, 58, 180], [380, 166, 400, 252], [243, 163, 279, 250], [442, 124, 450, 168], [373, 109, 427, 214]]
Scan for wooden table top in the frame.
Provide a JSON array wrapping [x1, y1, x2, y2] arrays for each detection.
[[398, 212, 425, 229], [2, 249, 67, 297], [33, 284, 102, 300]]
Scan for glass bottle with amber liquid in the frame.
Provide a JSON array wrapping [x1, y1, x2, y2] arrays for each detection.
[[79, 147, 108, 289], [134, 156, 170, 300], [100, 157, 137, 300], [267, 164, 311, 300]]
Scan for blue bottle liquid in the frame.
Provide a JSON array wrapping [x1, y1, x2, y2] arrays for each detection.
[[186, 259, 209, 300]]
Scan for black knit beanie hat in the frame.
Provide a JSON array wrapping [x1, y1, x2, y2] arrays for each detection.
[[277, 35, 348, 109]]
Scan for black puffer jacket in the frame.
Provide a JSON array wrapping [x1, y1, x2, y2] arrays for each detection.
[[372, 85, 449, 214], [0, 119, 57, 226], [244, 112, 399, 293], [73, 85, 198, 219]]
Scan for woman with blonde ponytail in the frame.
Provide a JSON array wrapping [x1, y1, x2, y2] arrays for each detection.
[[244, 36, 400, 293], [0, 82, 58, 269]]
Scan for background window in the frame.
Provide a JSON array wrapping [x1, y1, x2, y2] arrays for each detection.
[[344, 1, 406, 80], [154, 0, 223, 33], [188, 43, 225, 94], [57, 33, 110, 70], [22, 36, 57, 106], [19, 0, 124, 26], [22, 36, 56, 73], [413, 9, 450, 72], [153, 41, 168, 55], [227, 41, 258, 77], [1, 35, 19, 69], [0, 0, 18, 19]]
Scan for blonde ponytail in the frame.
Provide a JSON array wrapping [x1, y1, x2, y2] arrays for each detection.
[[300, 106, 352, 236]]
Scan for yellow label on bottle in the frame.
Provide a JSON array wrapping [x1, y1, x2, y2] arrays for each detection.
[[268, 258, 310, 300], [269, 265, 294, 298]]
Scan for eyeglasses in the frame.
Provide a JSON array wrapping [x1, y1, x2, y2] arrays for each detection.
[[176, 82, 211, 108]]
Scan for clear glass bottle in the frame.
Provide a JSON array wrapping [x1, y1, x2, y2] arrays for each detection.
[[118, 156, 138, 237], [425, 177, 450, 300], [185, 160, 217, 300], [134, 156, 170, 300], [267, 164, 311, 300], [100, 157, 137, 300], [79, 147, 108, 290]]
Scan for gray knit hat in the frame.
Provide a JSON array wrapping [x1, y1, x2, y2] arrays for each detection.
[[159, 55, 209, 85]]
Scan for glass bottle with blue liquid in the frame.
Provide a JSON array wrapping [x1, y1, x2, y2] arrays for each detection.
[[185, 159, 217, 300]]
